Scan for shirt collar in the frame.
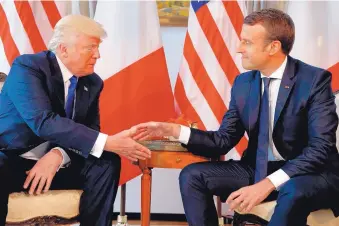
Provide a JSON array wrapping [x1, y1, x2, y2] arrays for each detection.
[[55, 55, 74, 83], [261, 57, 288, 80]]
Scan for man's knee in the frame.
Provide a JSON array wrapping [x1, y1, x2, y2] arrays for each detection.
[[105, 154, 121, 178], [109, 152, 121, 169], [179, 163, 205, 193], [277, 180, 306, 206], [86, 152, 121, 183], [100, 152, 121, 171]]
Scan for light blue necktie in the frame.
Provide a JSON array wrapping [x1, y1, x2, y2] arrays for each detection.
[[254, 77, 270, 182], [65, 76, 77, 119]]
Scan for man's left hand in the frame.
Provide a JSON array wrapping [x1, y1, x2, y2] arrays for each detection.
[[226, 178, 276, 213], [24, 149, 63, 195]]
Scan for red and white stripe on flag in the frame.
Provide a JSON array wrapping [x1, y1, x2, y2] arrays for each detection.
[[174, 1, 248, 160], [0, 1, 67, 74], [94, 1, 176, 184]]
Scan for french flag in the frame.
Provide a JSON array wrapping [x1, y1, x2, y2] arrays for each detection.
[[94, 1, 176, 185]]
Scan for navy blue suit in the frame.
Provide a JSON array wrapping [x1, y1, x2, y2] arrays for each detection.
[[179, 56, 339, 226], [0, 51, 120, 226]]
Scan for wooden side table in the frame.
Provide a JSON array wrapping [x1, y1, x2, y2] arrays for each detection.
[[138, 141, 208, 226]]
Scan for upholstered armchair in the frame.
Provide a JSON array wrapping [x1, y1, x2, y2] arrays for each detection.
[[6, 190, 82, 225]]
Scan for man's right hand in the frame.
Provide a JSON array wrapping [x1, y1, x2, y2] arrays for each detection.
[[24, 149, 62, 195], [131, 121, 181, 141], [104, 129, 151, 161]]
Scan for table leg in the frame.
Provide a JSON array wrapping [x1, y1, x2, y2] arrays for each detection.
[[141, 167, 152, 226]]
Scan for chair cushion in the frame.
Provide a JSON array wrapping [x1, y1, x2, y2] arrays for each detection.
[[236, 201, 339, 226], [6, 190, 82, 223]]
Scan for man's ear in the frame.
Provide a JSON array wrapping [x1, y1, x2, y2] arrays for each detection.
[[269, 40, 282, 55], [57, 43, 68, 58]]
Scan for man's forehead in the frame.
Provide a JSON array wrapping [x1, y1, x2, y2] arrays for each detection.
[[240, 24, 267, 40], [77, 34, 101, 44]]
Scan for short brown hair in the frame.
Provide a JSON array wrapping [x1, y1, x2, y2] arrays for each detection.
[[244, 8, 295, 55]]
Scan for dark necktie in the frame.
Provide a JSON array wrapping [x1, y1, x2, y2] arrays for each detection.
[[254, 77, 271, 183], [65, 76, 77, 119]]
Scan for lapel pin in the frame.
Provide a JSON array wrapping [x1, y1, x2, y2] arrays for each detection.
[[84, 86, 88, 91], [284, 85, 290, 89]]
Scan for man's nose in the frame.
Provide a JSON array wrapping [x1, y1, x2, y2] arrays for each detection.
[[93, 49, 100, 59], [236, 43, 243, 53]]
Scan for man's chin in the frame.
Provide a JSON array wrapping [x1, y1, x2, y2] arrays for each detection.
[[241, 63, 251, 70], [78, 70, 95, 77], [241, 63, 253, 71], [87, 66, 95, 73]]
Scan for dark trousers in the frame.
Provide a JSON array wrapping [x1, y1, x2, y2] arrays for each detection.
[[0, 150, 121, 226], [179, 160, 337, 226]]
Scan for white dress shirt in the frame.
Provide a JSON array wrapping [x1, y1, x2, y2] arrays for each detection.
[[177, 57, 290, 189], [20, 56, 107, 168]]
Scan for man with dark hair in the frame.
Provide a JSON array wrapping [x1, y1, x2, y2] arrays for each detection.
[[133, 8, 339, 226]]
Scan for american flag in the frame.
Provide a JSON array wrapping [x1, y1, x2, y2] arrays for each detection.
[[0, 1, 69, 74], [174, 0, 248, 159]]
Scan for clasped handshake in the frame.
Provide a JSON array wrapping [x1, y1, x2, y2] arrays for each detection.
[[103, 121, 181, 161]]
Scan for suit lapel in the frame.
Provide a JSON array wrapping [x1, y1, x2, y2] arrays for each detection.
[[274, 56, 297, 127], [249, 71, 261, 134], [74, 77, 90, 122], [47, 51, 66, 117]]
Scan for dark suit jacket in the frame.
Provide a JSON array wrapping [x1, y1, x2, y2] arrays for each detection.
[[0, 51, 103, 158], [185, 56, 339, 189]]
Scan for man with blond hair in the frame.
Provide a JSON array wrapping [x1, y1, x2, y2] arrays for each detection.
[[0, 15, 151, 226]]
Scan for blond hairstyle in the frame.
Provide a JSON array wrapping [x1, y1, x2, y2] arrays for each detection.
[[48, 14, 107, 52]]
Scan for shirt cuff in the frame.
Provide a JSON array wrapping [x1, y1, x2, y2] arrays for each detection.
[[52, 147, 71, 171], [266, 169, 290, 190], [177, 125, 191, 144], [90, 132, 108, 158], [166, 125, 191, 144]]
